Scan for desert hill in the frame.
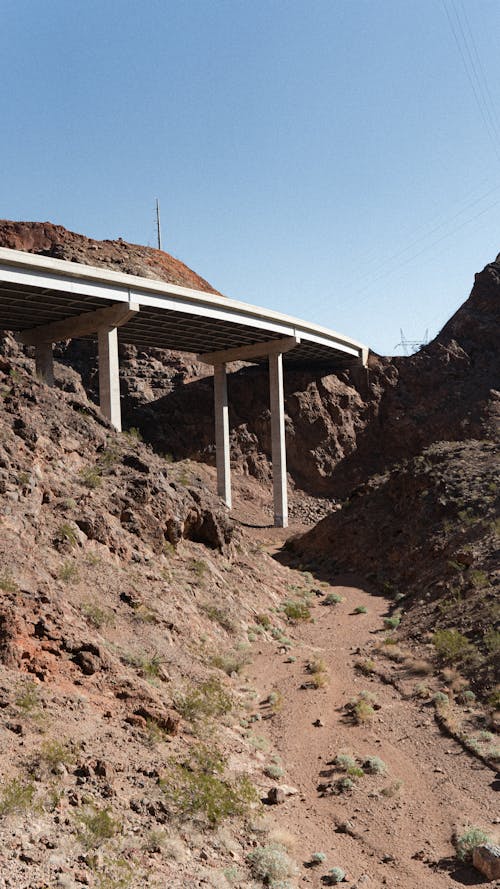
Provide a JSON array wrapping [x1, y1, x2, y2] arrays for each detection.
[[0, 221, 498, 887]]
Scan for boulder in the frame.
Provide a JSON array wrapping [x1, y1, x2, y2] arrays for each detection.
[[472, 844, 500, 881]]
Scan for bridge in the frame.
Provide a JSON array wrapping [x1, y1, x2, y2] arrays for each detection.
[[0, 247, 368, 527]]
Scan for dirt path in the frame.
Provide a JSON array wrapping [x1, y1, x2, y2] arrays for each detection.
[[244, 561, 497, 889]]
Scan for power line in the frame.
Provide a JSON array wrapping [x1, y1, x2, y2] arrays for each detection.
[[458, 0, 500, 143], [331, 191, 500, 313], [348, 178, 500, 292], [442, 0, 500, 162]]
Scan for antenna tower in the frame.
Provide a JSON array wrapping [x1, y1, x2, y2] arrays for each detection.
[[155, 198, 162, 251]]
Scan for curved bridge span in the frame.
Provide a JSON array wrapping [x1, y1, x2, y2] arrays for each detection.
[[0, 248, 369, 526]]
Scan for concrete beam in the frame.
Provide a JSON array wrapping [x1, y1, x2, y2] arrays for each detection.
[[198, 335, 300, 366], [19, 301, 139, 346], [269, 352, 288, 528], [35, 342, 54, 386], [214, 363, 231, 508], [98, 326, 122, 431]]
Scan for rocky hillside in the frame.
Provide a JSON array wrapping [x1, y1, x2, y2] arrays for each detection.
[[0, 336, 329, 888], [287, 439, 499, 697]]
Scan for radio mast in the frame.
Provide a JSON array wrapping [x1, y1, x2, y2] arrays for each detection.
[[155, 198, 162, 251]]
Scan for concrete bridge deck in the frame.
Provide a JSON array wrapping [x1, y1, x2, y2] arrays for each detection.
[[0, 247, 369, 526]]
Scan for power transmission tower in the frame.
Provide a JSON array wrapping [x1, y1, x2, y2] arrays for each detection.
[[394, 328, 429, 355]]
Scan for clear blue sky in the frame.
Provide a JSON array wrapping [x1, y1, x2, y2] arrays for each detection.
[[2, 0, 500, 354]]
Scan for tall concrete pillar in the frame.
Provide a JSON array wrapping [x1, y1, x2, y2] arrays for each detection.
[[98, 326, 122, 431], [35, 342, 54, 386], [214, 362, 232, 508], [269, 352, 288, 528]]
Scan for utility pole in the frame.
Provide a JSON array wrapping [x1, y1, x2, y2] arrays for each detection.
[[155, 198, 162, 251]]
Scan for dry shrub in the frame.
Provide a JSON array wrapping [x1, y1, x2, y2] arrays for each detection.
[[405, 658, 432, 675], [268, 828, 297, 852]]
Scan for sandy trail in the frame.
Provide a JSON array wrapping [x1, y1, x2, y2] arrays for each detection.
[[244, 561, 497, 889]]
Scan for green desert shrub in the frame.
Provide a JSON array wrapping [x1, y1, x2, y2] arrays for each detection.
[[322, 592, 343, 606], [432, 691, 449, 709], [263, 763, 283, 780], [310, 852, 326, 865], [383, 616, 400, 630], [455, 826, 491, 862], [363, 756, 387, 775], [174, 678, 232, 722], [353, 605, 367, 614], [247, 843, 298, 884], [327, 867, 346, 885], [432, 629, 473, 663], [334, 754, 356, 771], [283, 600, 311, 622], [211, 650, 250, 676], [161, 745, 257, 827]]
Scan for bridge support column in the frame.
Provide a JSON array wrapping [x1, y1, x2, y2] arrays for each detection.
[[98, 326, 122, 431], [35, 343, 54, 386], [269, 352, 288, 528], [214, 362, 232, 508]]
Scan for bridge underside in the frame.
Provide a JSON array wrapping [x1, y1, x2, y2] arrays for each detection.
[[0, 249, 369, 527]]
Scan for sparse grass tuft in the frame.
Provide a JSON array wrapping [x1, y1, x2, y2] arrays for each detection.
[[81, 601, 115, 629], [381, 780, 403, 797], [344, 690, 377, 724], [255, 613, 272, 629], [0, 572, 18, 593], [35, 739, 74, 774], [201, 603, 236, 633], [123, 426, 143, 442], [79, 466, 102, 489], [59, 560, 79, 583], [58, 522, 78, 547], [15, 680, 40, 715], [306, 658, 329, 688], [77, 805, 121, 848], [334, 776, 355, 793], [353, 605, 368, 614], [190, 559, 208, 578], [211, 650, 250, 676], [355, 658, 375, 675], [0, 777, 36, 816]]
